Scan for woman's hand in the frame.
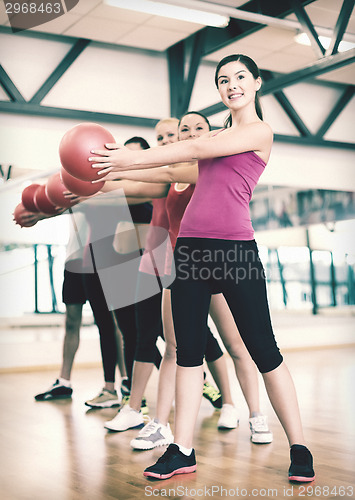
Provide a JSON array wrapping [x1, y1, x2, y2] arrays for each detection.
[[89, 143, 132, 177], [92, 171, 123, 183], [16, 212, 43, 225], [63, 191, 87, 204]]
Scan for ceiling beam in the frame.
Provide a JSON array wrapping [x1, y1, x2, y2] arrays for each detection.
[[0, 65, 25, 102], [30, 38, 91, 104], [167, 40, 185, 118], [181, 30, 206, 115], [326, 0, 355, 56], [274, 134, 355, 150], [261, 48, 355, 95], [168, 30, 206, 118], [290, 0, 325, 58], [0, 101, 159, 128]]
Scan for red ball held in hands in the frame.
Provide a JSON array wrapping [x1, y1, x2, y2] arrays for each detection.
[[34, 185, 60, 215], [61, 168, 104, 197], [59, 122, 114, 181], [21, 183, 41, 212], [13, 203, 38, 227], [46, 171, 77, 209]]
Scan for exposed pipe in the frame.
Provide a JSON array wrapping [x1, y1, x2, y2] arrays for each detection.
[[159, 0, 355, 43]]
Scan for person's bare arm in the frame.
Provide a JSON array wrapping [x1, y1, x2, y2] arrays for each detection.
[[89, 122, 273, 177], [100, 179, 168, 199], [96, 163, 198, 185]]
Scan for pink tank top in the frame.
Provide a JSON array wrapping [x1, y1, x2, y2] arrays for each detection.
[[179, 151, 265, 240], [166, 183, 195, 250], [165, 183, 195, 275], [139, 197, 170, 276]]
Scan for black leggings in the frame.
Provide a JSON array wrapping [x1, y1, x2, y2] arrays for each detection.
[[83, 272, 118, 383], [171, 238, 283, 373], [135, 272, 164, 365], [134, 271, 223, 365], [83, 272, 161, 385]]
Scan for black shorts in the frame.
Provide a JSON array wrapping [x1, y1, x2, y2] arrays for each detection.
[[62, 260, 87, 305]]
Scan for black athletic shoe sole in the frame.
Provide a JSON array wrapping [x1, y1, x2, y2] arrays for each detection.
[[35, 393, 72, 401]]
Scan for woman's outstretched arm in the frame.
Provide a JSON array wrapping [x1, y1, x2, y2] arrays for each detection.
[[89, 122, 273, 178], [100, 178, 169, 199], [94, 163, 198, 185]]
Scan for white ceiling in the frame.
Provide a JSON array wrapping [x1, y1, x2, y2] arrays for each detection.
[[0, 0, 354, 83]]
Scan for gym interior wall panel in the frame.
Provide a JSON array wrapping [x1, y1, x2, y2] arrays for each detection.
[[0, 33, 72, 102], [41, 44, 170, 119], [324, 96, 355, 144], [261, 142, 355, 191], [283, 83, 344, 136]]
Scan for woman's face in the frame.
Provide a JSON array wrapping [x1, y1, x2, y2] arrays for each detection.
[[155, 122, 179, 146], [178, 114, 210, 141], [216, 60, 261, 112]]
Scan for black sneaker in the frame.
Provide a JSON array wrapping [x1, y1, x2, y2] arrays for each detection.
[[35, 379, 73, 401], [288, 444, 315, 482], [202, 381, 222, 409], [143, 444, 196, 479]]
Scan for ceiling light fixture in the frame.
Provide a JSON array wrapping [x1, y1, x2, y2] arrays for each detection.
[[294, 33, 355, 52], [104, 0, 230, 28]]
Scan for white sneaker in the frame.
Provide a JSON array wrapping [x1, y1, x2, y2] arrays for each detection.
[[130, 418, 174, 450], [249, 415, 273, 444], [104, 405, 144, 432], [217, 404, 239, 429]]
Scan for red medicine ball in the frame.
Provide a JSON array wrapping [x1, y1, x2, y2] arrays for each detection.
[[34, 185, 60, 215], [21, 183, 41, 212], [46, 172, 77, 209], [61, 168, 104, 197], [59, 122, 114, 181]]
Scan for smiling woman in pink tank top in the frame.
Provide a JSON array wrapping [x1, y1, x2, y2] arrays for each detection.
[[90, 54, 315, 484]]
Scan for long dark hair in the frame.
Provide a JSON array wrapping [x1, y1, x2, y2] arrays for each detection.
[[124, 136, 150, 149], [178, 111, 211, 131], [214, 54, 263, 127]]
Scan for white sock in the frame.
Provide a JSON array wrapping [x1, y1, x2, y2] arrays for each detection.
[[58, 377, 71, 387], [175, 443, 192, 456]]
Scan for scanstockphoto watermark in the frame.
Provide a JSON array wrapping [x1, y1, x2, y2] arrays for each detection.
[[145, 485, 279, 497], [5, 0, 79, 33], [176, 244, 272, 283], [145, 485, 355, 497]]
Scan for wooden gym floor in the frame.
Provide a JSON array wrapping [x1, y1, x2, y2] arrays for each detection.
[[0, 344, 354, 499]]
